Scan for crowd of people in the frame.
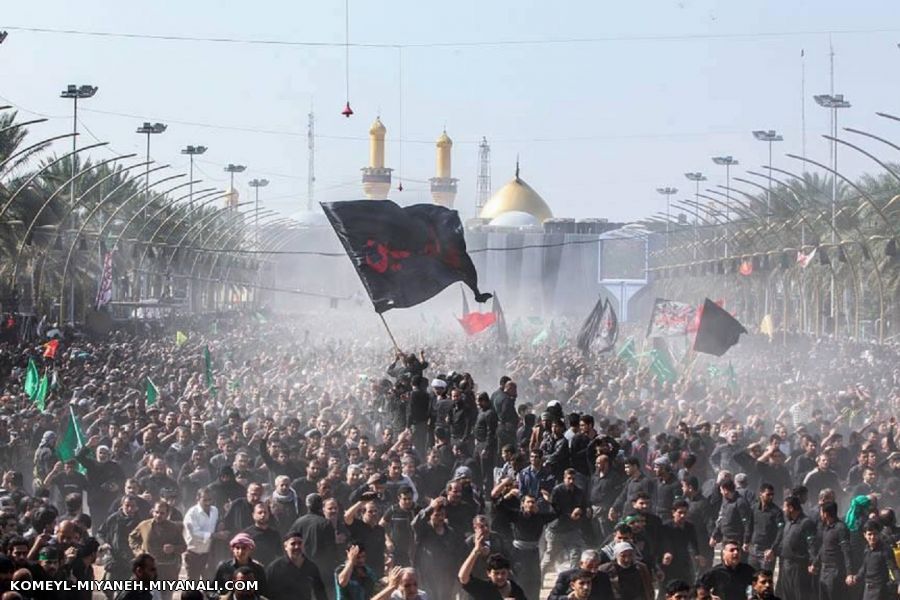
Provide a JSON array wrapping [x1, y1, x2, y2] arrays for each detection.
[[0, 310, 896, 600]]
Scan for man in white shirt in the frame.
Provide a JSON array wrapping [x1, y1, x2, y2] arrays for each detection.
[[183, 487, 218, 580]]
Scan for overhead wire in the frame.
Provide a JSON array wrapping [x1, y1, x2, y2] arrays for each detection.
[[2, 24, 899, 49]]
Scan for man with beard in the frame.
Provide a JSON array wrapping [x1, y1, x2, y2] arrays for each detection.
[[597, 542, 653, 600], [265, 531, 328, 600], [416, 449, 450, 502], [773, 495, 816, 600], [472, 393, 499, 495], [543, 468, 588, 573], [113, 554, 156, 600], [182, 487, 218, 580], [213, 533, 268, 596], [243, 502, 282, 567], [209, 466, 246, 513], [293, 493, 338, 596], [99, 495, 142, 582], [138, 458, 178, 503], [344, 499, 386, 576], [493, 380, 518, 452], [589, 454, 625, 543], [220, 483, 264, 542], [381, 487, 417, 568], [267, 476, 300, 535], [177, 448, 212, 503], [77, 436, 125, 522], [128, 501, 185, 600], [547, 550, 613, 600], [813, 501, 852, 600], [749, 569, 780, 600]]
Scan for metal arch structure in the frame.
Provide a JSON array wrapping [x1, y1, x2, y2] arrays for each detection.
[[127, 182, 207, 243], [0, 132, 73, 178], [763, 165, 889, 342], [10, 151, 135, 286], [175, 203, 266, 310], [57, 172, 185, 323], [26, 159, 158, 308], [56, 169, 182, 311], [0, 141, 107, 223], [217, 218, 299, 309], [132, 191, 232, 287], [183, 209, 279, 311], [111, 187, 216, 252], [134, 188, 235, 275]]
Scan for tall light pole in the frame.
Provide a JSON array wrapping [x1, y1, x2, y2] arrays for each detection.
[[224, 164, 246, 210], [180, 145, 207, 210], [248, 178, 269, 246], [59, 84, 97, 325], [752, 130, 783, 221], [712, 156, 738, 257], [684, 172, 706, 260], [136, 122, 167, 201], [814, 93, 850, 332], [60, 85, 98, 213], [656, 187, 678, 249]]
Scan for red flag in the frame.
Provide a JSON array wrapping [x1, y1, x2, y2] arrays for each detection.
[[43, 339, 60, 359], [458, 312, 497, 335]]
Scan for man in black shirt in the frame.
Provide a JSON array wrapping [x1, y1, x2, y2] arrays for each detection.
[[473, 393, 498, 495], [458, 532, 527, 600], [343, 499, 386, 576], [543, 468, 588, 572], [589, 454, 625, 543], [813, 501, 852, 600], [699, 540, 755, 600], [265, 531, 328, 600], [407, 377, 432, 454], [381, 487, 416, 567], [748, 483, 783, 571], [773, 495, 816, 600], [113, 553, 156, 600], [547, 550, 613, 600]]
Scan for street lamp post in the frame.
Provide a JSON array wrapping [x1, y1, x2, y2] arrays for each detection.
[[180, 145, 207, 211], [60, 85, 98, 212], [814, 93, 850, 333], [248, 178, 269, 246], [684, 172, 706, 260], [655, 187, 678, 249], [59, 84, 97, 325], [136, 122, 167, 202], [712, 156, 739, 257], [224, 164, 246, 210], [752, 130, 783, 221]]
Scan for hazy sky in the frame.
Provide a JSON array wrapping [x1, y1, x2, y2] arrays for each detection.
[[2, 1, 900, 223]]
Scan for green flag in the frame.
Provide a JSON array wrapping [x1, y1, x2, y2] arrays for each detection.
[[254, 312, 268, 324], [146, 377, 159, 406], [648, 349, 677, 383], [57, 406, 86, 473], [725, 362, 738, 392], [24, 359, 39, 400], [34, 375, 49, 412], [616, 337, 638, 367], [175, 331, 188, 347], [531, 329, 549, 347], [204, 345, 216, 393]]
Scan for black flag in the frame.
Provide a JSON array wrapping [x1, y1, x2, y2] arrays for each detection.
[[599, 299, 618, 352], [577, 297, 617, 355], [693, 298, 747, 356], [492, 292, 508, 347], [322, 200, 490, 313]]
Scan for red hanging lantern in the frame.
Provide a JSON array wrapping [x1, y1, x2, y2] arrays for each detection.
[[341, 102, 354, 118]]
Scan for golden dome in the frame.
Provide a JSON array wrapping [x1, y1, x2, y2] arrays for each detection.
[[436, 130, 452, 147], [479, 169, 553, 222], [369, 117, 386, 137]]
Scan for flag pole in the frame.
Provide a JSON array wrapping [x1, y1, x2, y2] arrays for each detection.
[[378, 314, 402, 354]]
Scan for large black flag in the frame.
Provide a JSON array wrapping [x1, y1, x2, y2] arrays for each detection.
[[693, 298, 747, 356], [321, 200, 491, 313], [576, 297, 617, 355]]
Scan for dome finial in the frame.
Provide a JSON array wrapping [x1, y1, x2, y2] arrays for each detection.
[[515, 155, 520, 181]]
